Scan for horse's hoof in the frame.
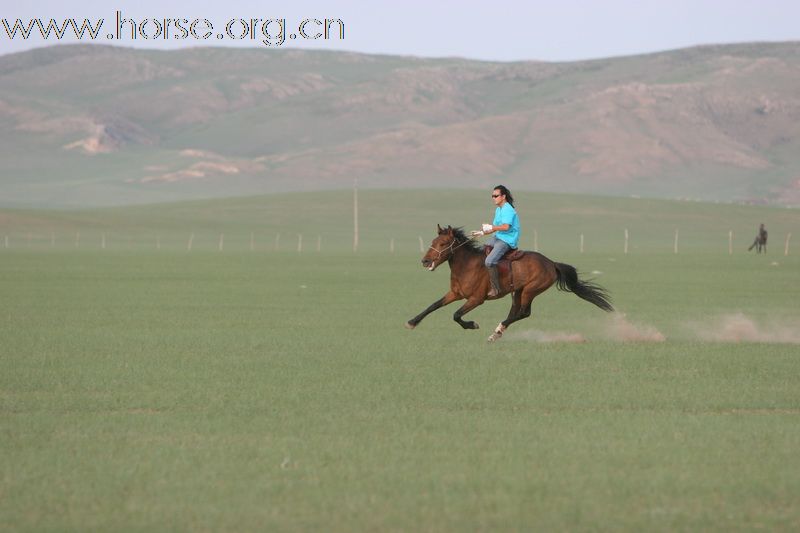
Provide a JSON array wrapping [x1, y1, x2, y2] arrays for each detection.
[[405, 322, 416, 330], [474, 322, 480, 330], [488, 324, 505, 341]]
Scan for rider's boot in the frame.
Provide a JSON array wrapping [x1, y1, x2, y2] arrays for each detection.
[[487, 266, 501, 297]]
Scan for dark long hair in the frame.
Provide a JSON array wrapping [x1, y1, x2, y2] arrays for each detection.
[[493, 185, 514, 207]]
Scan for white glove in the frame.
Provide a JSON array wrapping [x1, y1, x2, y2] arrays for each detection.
[[470, 230, 484, 237], [482, 223, 493, 233]]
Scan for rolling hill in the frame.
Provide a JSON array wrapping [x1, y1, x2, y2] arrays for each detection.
[[2, 42, 800, 207]]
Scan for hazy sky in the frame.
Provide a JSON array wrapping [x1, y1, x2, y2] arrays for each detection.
[[2, 0, 800, 62]]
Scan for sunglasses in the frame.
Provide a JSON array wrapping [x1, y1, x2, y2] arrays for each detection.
[[491, 194, 502, 198]]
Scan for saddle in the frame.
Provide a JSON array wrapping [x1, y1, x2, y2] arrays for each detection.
[[484, 245, 525, 262], [484, 245, 526, 278]]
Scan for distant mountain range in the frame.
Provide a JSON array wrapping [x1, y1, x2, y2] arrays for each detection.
[[2, 42, 799, 207]]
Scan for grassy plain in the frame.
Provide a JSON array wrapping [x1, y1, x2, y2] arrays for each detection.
[[1, 192, 799, 530]]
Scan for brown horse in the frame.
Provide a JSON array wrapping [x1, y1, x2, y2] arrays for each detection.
[[406, 225, 614, 341]]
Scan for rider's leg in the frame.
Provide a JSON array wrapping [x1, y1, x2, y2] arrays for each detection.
[[485, 238, 510, 297]]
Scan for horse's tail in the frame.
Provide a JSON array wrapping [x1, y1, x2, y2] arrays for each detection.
[[553, 263, 614, 312]]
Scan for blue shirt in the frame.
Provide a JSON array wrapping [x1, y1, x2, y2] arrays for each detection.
[[493, 203, 520, 248]]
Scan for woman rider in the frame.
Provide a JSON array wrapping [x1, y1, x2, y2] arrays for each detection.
[[472, 185, 520, 297]]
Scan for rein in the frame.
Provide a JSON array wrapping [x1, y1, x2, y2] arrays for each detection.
[[428, 236, 477, 262]]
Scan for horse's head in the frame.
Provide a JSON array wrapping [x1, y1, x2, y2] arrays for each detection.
[[421, 225, 458, 271]]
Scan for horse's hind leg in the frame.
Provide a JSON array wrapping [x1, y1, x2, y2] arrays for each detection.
[[499, 291, 522, 330], [487, 290, 521, 341], [488, 286, 546, 341]]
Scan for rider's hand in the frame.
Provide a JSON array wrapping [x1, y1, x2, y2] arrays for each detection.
[[470, 230, 484, 237], [482, 223, 493, 233]]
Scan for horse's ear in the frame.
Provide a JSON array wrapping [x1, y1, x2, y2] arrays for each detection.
[[437, 224, 444, 234], [447, 226, 454, 236]]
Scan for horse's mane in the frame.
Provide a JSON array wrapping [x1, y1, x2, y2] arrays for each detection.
[[449, 226, 485, 254]]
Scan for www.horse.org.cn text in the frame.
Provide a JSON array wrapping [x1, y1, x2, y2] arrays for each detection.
[[1, 11, 345, 47]]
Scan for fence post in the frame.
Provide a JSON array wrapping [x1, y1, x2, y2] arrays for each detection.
[[390, 238, 395, 254], [729, 230, 733, 255], [317, 235, 321, 252], [580, 233, 584, 254], [274, 233, 280, 252], [219, 234, 224, 252], [419, 236, 424, 253], [786, 233, 792, 256], [353, 180, 359, 253], [624, 229, 629, 254], [674, 229, 679, 254], [187, 233, 194, 251], [297, 234, 303, 253], [250, 232, 255, 252]]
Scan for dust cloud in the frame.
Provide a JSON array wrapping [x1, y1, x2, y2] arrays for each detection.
[[511, 330, 587, 343], [507, 313, 665, 344], [506, 313, 798, 345], [606, 313, 666, 343], [694, 313, 800, 344]]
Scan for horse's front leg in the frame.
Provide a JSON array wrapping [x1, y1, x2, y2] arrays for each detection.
[[453, 297, 484, 330], [406, 291, 461, 329]]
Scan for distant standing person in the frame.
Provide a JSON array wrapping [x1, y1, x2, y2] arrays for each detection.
[[472, 185, 520, 297], [748, 223, 768, 253]]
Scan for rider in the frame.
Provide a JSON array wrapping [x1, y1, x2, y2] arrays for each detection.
[[473, 185, 520, 297], [748, 223, 768, 252]]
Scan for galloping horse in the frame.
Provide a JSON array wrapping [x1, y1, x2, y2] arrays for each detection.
[[406, 225, 614, 341]]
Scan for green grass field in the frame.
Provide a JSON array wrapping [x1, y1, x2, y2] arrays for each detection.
[[2, 192, 799, 530]]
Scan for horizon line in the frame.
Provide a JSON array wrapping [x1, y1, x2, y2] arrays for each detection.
[[2, 38, 799, 65]]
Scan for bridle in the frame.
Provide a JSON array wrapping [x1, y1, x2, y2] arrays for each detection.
[[428, 235, 476, 263]]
